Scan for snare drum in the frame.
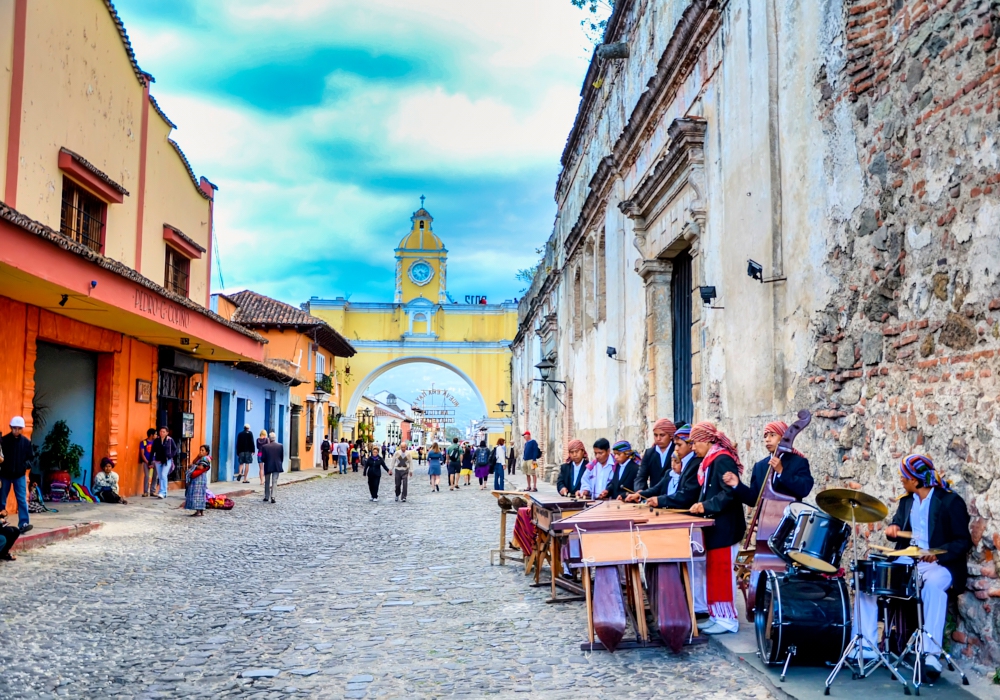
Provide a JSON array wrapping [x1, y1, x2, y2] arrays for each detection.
[[786, 507, 851, 574], [768, 502, 815, 567], [856, 558, 916, 598]]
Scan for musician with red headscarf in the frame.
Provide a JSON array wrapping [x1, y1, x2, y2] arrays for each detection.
[[556, 439, 589, 497], [633, 418, 676, 492], [722, 420, 814, 505], [687, 421, 746, 634]]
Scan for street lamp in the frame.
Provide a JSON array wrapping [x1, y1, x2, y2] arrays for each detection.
[[496, 399, 509, 414], [533, 356, 566, 406]]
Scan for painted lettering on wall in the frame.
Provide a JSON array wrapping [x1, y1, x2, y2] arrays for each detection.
[[134, 289, 191, 328], [464, 295, 488, 305]]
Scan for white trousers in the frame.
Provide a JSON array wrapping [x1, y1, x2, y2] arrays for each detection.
[[689, 559, 708, 614], [853, 560, 952, 654]]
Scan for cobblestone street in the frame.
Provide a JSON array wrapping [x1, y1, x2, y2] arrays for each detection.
[[0, 475, 774, 699]]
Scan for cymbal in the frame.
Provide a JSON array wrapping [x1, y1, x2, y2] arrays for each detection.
[[815, 488, 888, 523], [885, 546, 947, 558]]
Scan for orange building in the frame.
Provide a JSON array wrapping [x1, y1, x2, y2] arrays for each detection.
[[0, 0, 267, 505], [215, 291, 356, 471]]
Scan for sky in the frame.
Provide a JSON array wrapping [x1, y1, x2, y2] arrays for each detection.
[[367, 364, 485, 438], [114, 0, 597, 306]]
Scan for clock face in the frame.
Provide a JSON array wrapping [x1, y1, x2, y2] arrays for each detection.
[[408, 260, 434, 286]]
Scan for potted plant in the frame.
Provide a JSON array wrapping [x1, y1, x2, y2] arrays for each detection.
[[39, 420, 85, 485]]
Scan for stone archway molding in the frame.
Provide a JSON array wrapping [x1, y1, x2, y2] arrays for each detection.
[[345, 355, 489, 419]]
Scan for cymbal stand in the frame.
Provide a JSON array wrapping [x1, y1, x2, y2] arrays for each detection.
[[824, 502, 911, 695], [889, 569, 970, 693]]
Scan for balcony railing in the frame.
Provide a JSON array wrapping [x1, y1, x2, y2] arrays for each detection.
[[314, 373, 333, 394]]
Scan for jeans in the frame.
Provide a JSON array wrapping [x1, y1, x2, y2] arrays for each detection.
[[141, 463, 155, 494], [264, 471, 280, 500], [155, 460, 172, 498], [0, 476, 29, 528], [338, 455, 348, 473], [494, 466, 504, 491], [322, 452, 330, 470], [394, 470, 409, 500]]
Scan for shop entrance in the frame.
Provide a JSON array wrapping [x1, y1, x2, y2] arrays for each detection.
[[32, 342, 97, 486], [157, 369, 192, 482]]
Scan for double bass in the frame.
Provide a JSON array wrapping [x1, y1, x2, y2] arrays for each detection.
[[733, 410, 812, 620]]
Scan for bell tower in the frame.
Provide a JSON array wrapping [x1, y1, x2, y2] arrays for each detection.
[[394, 196, 448, 304]]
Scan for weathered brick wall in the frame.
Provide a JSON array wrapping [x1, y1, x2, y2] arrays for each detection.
[[809, 0, 1000, 666]]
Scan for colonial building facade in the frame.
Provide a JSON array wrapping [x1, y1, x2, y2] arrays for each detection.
[[512, 0, 1000, 662]]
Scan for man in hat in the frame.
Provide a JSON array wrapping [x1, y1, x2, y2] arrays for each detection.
[[634, 419, 676, 491], [0, 416, 33, 532], [557, 440, 589, 497], [521, 431, 541, 493], [722, 420, 813, 505], [853, 454, 971, 677]]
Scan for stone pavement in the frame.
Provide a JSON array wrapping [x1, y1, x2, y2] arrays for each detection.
[[0, 471, 775, 699]]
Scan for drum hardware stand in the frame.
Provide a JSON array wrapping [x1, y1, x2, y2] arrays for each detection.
[[824, 504, 911, 695], [888, 572, 970, 694], [780, 646, 796, 682]]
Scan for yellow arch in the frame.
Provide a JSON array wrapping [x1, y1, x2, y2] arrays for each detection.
[[344, 355, 488, 417]]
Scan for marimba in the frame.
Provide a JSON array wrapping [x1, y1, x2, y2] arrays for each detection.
[[553, 501, 713, 653], [527, 493, 592, 603]]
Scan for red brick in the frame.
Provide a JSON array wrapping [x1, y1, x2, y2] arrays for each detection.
[[894, 333, 919, 348]]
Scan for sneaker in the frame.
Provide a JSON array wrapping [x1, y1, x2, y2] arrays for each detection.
[[401, 498, 406, 502], [263, 497, 269, 502], [142, 493, 149, 497], [395, 496, 399, 502], [18, 524, 32, 534], [698, 621, 723, 635], [923, 654, 942, 680], [270, 498, 276, 504]]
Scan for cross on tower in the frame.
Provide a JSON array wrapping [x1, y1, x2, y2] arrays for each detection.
[[420, 194, 426, 208]]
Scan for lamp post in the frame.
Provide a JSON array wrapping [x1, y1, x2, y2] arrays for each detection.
[[496, 399, 510, 414], [533, 357, 567, 407]]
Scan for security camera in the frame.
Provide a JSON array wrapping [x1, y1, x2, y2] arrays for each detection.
[[747, 260, 763, 282]]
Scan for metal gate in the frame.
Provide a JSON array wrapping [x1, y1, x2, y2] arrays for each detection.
[[671, 252, 693, 424]]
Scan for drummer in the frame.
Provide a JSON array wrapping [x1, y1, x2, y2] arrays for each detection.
[[722, 420, 814, 505], [853, 454, 972, 678]]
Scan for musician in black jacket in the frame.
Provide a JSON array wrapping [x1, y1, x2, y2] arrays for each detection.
[[723, 420, 814, 505], [601, 441, 639, 500], [688, 422, 746, 635], [854, 454, 971, 677], [556, 439, 589, 497], [625, 424, 700, 509], [633, 418, 676, 491]]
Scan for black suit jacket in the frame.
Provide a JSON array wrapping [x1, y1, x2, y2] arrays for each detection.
[[734, 453, 814, 507], [642, 455, 702, 509], [697, 454, 746, 550], [604, 461, 639, 500], [888, 489, 972, 594], [634, 444, 674, 491], [556, 461, 588, 495], [261, 441, 284, 475]]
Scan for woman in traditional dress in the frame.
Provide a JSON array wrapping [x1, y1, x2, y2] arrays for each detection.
[[185, 444, 211, 517], [427, 442, 443, 492]]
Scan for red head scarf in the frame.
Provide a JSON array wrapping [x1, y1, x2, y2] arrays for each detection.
[[764, 421, 805, 457], [690, 421, 744, 482], [653, 418, 676, 437]]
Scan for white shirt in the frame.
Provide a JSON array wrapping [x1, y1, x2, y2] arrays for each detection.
[[655, 444, 670, 469], [666, 451, 694, 497], [337, 442, 349, 457], [568, 460, 586, 492], [911, 488, 934, 550], [582, 457, 616, 496], [494, 445, 507, 464]]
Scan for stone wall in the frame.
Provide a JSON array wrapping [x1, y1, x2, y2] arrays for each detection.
[[803, 0, 1000, 666]]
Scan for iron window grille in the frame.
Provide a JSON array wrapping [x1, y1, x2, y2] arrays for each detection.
[[164, 245, 190, 297], [59, 177, 105, 253]]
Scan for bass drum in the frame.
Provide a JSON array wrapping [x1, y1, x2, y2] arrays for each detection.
[[754, 570, 850, 666], [767, 502, 815, 566]]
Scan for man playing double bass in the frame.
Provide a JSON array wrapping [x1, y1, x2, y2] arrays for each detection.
[[722, 420, 814, 505]]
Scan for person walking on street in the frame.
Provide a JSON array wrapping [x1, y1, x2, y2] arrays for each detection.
[[522, 430, 541, 493], [320, 435, 332, 471], [492, 438, 507, 491], [256, 430, 269, 485], [507, 444, 517, 476], [351, 442, 361, 472], [152, 426, 179, 500], [364, 446, 389, 501], [185, 445, 211, 517], [392, 441, 413, 502], [261, 432, 284, 504], [447, 438, 462, 491], [473, 440, 491, 489], [427, 442, 443, 492], [236, 424, 255, 483], [139, 428, 156, 496], [0, 417, 33, 532], [461, 444, 473, 486], [338, 438, 349, 474]]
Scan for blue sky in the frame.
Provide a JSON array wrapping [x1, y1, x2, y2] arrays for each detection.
[[115, 0, 596, 306]]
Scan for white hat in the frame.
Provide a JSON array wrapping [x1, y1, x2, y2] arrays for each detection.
[[9, 416, 25, 428]]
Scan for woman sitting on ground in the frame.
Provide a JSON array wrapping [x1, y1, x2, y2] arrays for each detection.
[[93, 457, 128, 505], [0, 508, 20, 561], [186, 445, 211, 517]]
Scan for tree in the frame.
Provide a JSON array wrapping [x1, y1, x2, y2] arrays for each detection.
[[571, 0, 616, 44]]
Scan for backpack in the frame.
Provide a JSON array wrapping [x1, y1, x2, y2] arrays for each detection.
[[447, 445, 462, 465], [474, 447, 491, 466]]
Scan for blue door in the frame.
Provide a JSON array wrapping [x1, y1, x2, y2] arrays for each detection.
[[235, 398, 246, 479], [278, 404, 285, 444]]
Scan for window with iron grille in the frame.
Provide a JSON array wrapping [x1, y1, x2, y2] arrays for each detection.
[[164, 245, 190, 297], [59, 177, 105, 253]]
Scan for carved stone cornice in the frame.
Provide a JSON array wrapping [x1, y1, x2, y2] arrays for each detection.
[[636, 258, 672, 285], [564, 155, 617, 260]]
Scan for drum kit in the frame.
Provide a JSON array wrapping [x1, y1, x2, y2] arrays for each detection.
[[754, 486, 969, 694]]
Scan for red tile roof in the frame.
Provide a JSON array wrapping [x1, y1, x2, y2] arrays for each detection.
[[228, 290, 355, 357]]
